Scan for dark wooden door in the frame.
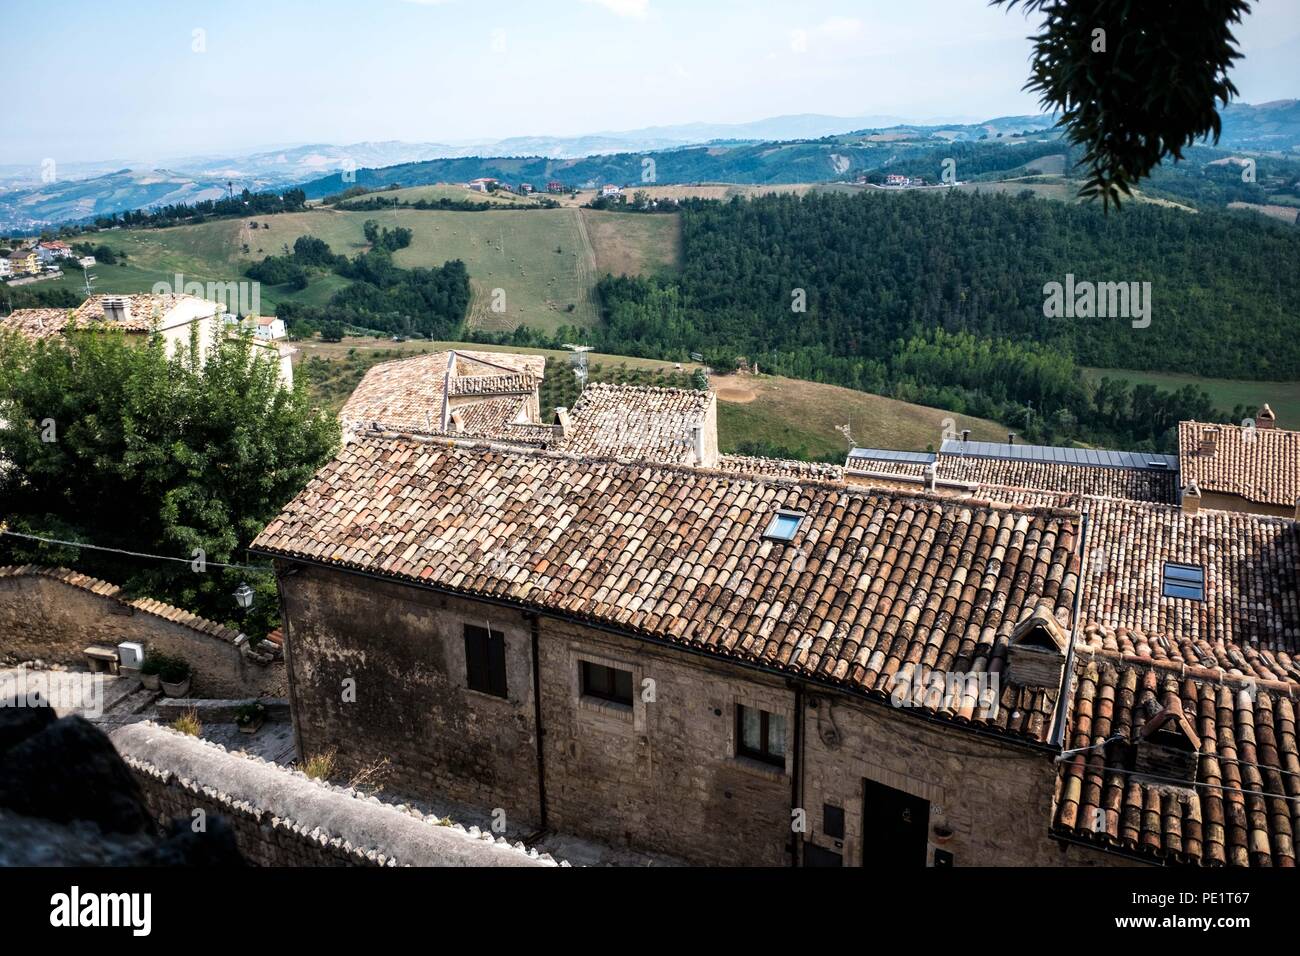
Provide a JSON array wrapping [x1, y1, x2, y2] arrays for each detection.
[[861, 779, 929, 867]]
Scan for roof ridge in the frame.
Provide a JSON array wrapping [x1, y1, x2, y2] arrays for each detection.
[[354, 429, 1082, 518]]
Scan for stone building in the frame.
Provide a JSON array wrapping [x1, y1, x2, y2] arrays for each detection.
[[251, 358, 1299, 867], [1178, 410, 1300, 519]]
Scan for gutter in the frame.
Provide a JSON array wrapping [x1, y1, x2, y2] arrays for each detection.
[[524, 610, 549, 831], [789, 680, 803, 867], [252, 549, 1061, 756], [1048, 511, 1089, 750]]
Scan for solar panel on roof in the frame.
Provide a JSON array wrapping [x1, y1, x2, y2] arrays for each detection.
[[847, 447, 935, 465], [938, 439, 1178, 471]]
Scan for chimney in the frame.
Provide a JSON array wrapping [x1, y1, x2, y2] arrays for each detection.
[[960, 429, 970, 443], [449, 409, 465, 434], [1007, 432, 1016, 446], [1294, 496, 1299, 522], [101, 295, 131, 324], [552, 407, 571, 439], [1135, 692, 1200, 785], [691, 424, 705, 466], [1257, 403, 1276, 430], [923, 462, 937, 492], [1198, 426, 1218, 456], [1182, 480, 1201, 514], [1006, 606, 1068, 690]]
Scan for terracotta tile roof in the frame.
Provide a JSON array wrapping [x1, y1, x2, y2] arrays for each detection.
[[938, 455, 1178, 503], [340, 349, 545, 438], [1080, 497, 1300, 664], [452, 396, 531, 438], [554, 383, 713, 465], [0, 309, 74, 340], [0, 565, 249, 647], [1179, 420, 1300, 508], [844, 450, 931, 480], [71, 294, 191, 330], [845, 445, 1176, 504], [252, 437, 1082, 741], [447, 371, 537, 396], [1054, 654, 1298, 867], [716, 455, 844, 481]]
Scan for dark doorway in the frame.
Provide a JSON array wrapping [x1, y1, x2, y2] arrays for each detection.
[[861, 779, 929, 867]]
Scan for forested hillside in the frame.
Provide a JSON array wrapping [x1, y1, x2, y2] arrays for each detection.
[[587, 191, 1299, 450]]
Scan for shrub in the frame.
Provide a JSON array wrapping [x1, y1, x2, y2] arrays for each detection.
[[140, 650, 171, 676], [300, 748, 337, 781], [235, 701, 267, 728], [159, 657, 191, 684], [171, 708, 201, 736]]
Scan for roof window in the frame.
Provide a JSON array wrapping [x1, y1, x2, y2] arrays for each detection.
[[763, 510, 804, 542], [1161, 562, 1204, 601]]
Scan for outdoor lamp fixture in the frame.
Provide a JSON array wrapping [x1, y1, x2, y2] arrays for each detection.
[[233, 582, 255, 613]]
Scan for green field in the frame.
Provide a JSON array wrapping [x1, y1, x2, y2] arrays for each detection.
[[43, 203, 678, 334], [1085, 367, 1300, 426]]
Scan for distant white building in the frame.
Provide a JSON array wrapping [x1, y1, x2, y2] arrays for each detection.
[[248, 315, 287, 341], [600, 184, 622, 197]]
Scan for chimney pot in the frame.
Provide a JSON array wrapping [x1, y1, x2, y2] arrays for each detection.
[[1257, 403, 1276, 430], [1007, 432, 1016, 446], [961, 429, 970, 443], [1182, 480, 1202, 514]]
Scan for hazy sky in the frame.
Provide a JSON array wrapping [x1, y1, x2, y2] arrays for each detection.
[[1, 0, 1297, 165]]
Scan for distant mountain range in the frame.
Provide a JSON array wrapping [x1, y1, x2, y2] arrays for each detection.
[[2, 102, 1296, 233]]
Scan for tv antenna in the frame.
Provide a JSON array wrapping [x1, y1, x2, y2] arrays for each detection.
[[563, 343, 593, 387]]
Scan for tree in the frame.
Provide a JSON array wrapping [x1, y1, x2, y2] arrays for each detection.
[[994, 0, 1250, 207], [0, 328, 338, 635]]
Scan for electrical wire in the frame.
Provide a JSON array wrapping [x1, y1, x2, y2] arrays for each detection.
[[0, 529, 272, 574]]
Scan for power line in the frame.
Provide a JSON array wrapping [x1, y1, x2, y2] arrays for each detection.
[[0, 529, 272, 574]]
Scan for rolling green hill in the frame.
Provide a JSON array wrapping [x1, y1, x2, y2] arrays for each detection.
[[31, 204, 683, 334]]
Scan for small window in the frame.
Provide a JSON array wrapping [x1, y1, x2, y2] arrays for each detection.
[[823, 804, 845, 840], [581, 661, 633, 706], [464, 624, 507, 698], [763, 510, 805, 542], [737, 704, 787, 767], [1162, 562, 1205, 601]]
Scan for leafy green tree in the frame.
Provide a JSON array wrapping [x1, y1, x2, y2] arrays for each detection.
[[0, 328, 338, 635], [994, 0, 1250, 206]]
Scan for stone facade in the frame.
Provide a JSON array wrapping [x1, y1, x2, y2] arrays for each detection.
[[276, 562, 1138, 867], [0, 569, 283, 698]]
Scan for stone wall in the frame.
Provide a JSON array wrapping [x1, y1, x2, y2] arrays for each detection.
[[278, 565, 542, 826], [798, 694, 1139, 867], [0, 567, 282, 698], [111, 722, 558, 867], [537, 619, 793, 865], [279, 562, 1139, 867]]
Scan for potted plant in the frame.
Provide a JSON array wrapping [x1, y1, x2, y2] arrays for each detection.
[[235, 701, 267, 735], [139, 650, 168, 691], [159, 657, 192, 698]]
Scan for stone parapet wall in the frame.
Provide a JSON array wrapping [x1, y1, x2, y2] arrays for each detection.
[[111, 722, 561, 867]]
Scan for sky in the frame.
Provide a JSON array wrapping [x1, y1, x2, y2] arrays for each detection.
[[1, 0, 1297, 165]]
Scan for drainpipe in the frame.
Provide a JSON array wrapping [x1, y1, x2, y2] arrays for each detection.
[[272, 562, 305, 762], [1049, 512, 1089, 750], [525, 610, 549, 831], [790, 681, 803, 867]]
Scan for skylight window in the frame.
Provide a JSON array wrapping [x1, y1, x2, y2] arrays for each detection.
[[763, 510, 805, 542], [1162, 563, 1205, 601]]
